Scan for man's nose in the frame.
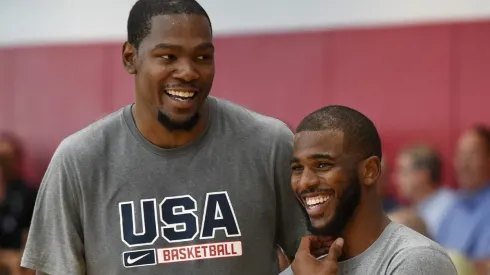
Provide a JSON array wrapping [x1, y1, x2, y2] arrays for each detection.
[[173, 59, 199, 82], [298, 168, 320, 191]]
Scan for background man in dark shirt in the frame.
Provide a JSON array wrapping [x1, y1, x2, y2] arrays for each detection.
[[0, 133, 37, 275]]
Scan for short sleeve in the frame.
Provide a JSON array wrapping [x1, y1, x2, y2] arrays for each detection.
[[388, 247, 458, 275], [21, 141, 86, 275], [273, 124, 308, 258]]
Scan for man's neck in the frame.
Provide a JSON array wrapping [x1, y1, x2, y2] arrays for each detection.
[[340, 198, 391, 260], [132, 101, 209, 149]]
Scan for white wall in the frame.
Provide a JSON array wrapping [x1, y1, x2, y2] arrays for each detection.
[[1, 0, 490, 47]]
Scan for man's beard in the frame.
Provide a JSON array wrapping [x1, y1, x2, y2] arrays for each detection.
[[301, 174, 362, 237], [157, 110, 200, 132]]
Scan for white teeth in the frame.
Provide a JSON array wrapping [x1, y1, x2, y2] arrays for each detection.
[[166, 90, 196, 98], [305, 195, 329, 207]]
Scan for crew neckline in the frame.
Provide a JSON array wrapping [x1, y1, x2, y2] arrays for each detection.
[[122, 96, 218, 157]]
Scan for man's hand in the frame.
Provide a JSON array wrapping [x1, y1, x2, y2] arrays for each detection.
[[291, 236, 344, 275]]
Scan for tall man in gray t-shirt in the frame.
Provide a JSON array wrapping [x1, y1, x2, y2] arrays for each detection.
[[20, 0, 306, 274], [282, 105, 457, 275]]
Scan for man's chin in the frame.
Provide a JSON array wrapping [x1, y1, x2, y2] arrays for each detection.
[[307, 219, 343, 238], [307, 217, 330, 234], [309, 227, 331, 237], [157, 110, 200, 132], [307, 221, 327, 236]]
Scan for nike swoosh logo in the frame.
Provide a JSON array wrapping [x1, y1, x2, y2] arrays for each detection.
[[127, 253, 150, 264]]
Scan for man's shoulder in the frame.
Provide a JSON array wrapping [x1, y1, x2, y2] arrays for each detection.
[[54, 106, 127, 163], [388, 223, 447, 252], [214, 97, 293, 140], [388, 246, 457, 274], [387, 224, 456, 273]]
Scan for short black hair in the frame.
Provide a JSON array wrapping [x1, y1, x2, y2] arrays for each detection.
[[296, 105, 382, 160], [400, 144, 442, 184], [127, 0, 212, 49], [472, 124, 490, 153]]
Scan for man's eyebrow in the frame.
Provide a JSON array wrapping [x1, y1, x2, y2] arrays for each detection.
[[196, 42, 214, 50], [152, 43, 181, 50], [290, 153, 336, 165], [309, 153, 336, 161], [290, 157, 299, 165], [151, 42, 214, 51]]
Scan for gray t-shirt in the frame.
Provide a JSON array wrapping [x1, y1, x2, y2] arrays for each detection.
[[280, 222, 457, 275], [21, 97, 307, 275]]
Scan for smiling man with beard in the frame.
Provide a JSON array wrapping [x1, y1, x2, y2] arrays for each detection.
[[280, 105, 457, 275]]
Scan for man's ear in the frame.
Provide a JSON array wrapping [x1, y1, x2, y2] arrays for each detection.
[[122, 41, 137, 74], [360, 156, 381, 187]]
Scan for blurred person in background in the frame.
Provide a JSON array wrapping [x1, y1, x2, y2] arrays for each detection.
[[0, 132, 30, 187], [378, 156, 401, 213], [388, 208, 477, 275], [0, 157, 19, 275], [438, 125, 490, 262], [0, 133, 36, 275], [0, 158, 34, 275], [394, 144, 456, 239]]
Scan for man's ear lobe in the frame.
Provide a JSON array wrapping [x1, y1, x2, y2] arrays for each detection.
[[361, 156, 381, 187], [122, 41, 137, 74]]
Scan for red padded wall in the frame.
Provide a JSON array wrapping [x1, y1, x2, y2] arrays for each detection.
[[104, 44, 134, 112], [454, 22, 490, 131], [0, 20, 489, 186], [0, 50, 14, 130], [212, 32, 329, 126], [325, 25, 455, 186], [2, 45, 111, 180]]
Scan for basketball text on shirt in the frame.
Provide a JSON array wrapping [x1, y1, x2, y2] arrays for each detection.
[[118, 191, 243, 268]]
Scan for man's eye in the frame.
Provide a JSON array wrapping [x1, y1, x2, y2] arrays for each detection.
[[318, 163, 330, 169], [291, 165, 303, 171], [196, 55, 212, 61], [160, 54, 176, 60]]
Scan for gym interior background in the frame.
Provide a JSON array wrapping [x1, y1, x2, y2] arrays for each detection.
[[1, 0, 490, 186]]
